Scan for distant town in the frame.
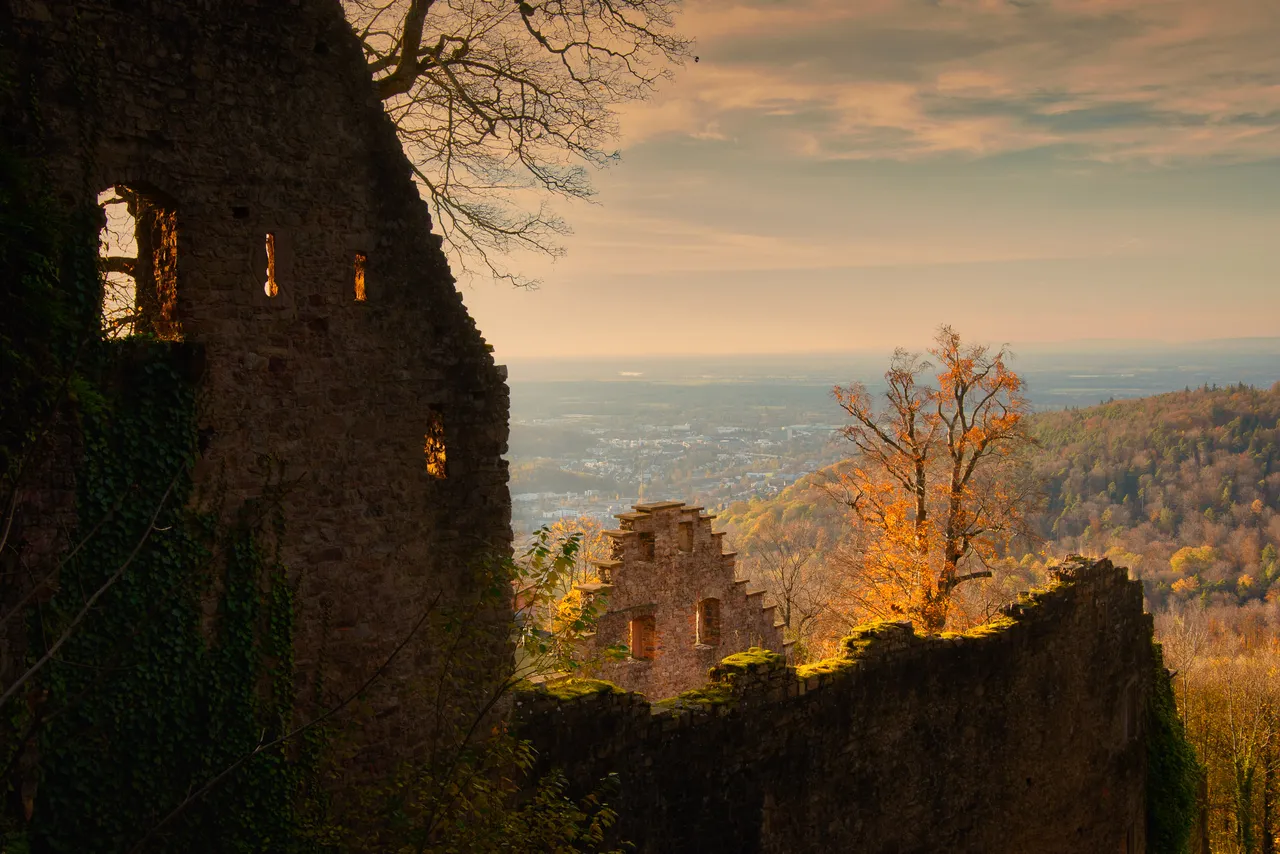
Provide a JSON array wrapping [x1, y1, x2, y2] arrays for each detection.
[[511, 416, 846, 532], [505, 342, 1280, 534]]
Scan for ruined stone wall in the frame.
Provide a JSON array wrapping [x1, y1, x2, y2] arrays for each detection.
[[521, 559, 1152, 853], [5, 0, 511, 768], [585, 501, 786, 698]]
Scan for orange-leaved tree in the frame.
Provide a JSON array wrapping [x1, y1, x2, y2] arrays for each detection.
[[831, 326, 1035, 632]]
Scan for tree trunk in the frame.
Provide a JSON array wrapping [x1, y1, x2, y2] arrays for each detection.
[[916, 577, 949, 634], [1238, 760, 1256, 854], [1198, 772, 1211, 854], [1264, 727, 1275, 854]]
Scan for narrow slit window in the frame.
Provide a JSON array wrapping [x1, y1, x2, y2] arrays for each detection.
[[697, 598, 721, 646], [424, 409, 446, 478], [1122, 681, 1139, 741], [263, 233, 278, 297], [629, 615, 656, 661], [353, 252, 367, 302]]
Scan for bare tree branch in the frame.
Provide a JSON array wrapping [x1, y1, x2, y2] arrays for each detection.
[[0, 470, 181, 711], [344, 0, 692, 286]]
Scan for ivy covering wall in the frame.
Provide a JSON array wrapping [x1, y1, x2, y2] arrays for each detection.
[[0, 114, 322, 852], [1146, 643, 1202, 854], [30, 347, 321, 852]]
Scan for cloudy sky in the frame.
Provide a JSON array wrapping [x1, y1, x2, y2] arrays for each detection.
[[462, 0, 1280, 359]]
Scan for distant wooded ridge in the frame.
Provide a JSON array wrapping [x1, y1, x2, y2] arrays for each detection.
[[722, 382, 1280, 613]]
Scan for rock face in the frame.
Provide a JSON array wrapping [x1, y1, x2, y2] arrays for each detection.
[[5, 0, 511, 769], [522, 558, 1152, 854], [583, 501, 787, 699]]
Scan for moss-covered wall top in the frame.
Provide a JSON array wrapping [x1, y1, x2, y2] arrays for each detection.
[[519, 558, 1154, 854]]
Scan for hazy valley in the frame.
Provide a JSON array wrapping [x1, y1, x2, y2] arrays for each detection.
[[507, 339, 1280, 533]]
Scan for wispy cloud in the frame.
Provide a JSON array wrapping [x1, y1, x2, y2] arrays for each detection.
[[623, 0, 1280, 164], [463, 0, 1280, 358]]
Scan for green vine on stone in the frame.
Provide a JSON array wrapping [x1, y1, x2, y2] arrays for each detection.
[[0, 127, 324, 851], [27, 344, 323, 853], [1146, 641, 1202, 854]]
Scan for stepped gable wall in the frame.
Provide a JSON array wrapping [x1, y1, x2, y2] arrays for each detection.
[[521, 558, 1153, 854], [4, 0, 511, 770], [584, 501, 786, 698]]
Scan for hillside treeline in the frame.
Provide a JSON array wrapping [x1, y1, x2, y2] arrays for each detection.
[[722, 383, 1280, 615], [1031, 383, 1280, 610]]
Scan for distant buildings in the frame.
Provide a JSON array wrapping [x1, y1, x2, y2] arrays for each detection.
[[508, 418, 846, 531]]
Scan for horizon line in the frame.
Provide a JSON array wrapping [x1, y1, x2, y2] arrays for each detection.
[[497, 335, 1280, 363]]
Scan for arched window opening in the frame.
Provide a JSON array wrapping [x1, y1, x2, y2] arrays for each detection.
[[678, 520, 694, 552], [97, 185, 179, 339], [424, 409, 446, 478], [353, 252, 367, 302], [263, 233, 279, 297], [697, 598, 721, 646], [629, 615, 656, 661]]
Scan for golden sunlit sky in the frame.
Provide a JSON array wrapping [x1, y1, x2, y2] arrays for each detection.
[[462, 0, 1280, 359]]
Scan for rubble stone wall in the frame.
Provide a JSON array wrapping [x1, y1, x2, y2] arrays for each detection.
[[522, 559, 1152, 854]]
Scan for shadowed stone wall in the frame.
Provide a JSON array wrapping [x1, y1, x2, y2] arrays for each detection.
[[5, 0, 511, 770], [521, 558, 1152, 854]]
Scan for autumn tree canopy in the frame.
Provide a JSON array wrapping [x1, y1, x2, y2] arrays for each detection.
[[343, 0, 692, 286], [515, 514, 610, 640], [831, 326, 1035, 632]]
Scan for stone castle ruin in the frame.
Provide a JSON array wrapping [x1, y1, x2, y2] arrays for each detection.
[[581, 501, 788, 698], [6, 2, 1160, 850], [4, 0, 511, 766]]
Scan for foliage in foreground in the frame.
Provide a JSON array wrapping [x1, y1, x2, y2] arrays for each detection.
[[349, 733, 625, 854], [1159, 605, 1280, 854], [323, 525, 628, 853]]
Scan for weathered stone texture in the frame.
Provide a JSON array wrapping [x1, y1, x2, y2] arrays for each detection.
[[584, 501, 786, 699], [6, 0, 511, 767], [521, 559, 1152, 853]]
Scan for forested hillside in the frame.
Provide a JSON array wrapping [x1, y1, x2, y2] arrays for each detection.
[[1032, 383, 1280, 610], [721, 383, 1280, 613]]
